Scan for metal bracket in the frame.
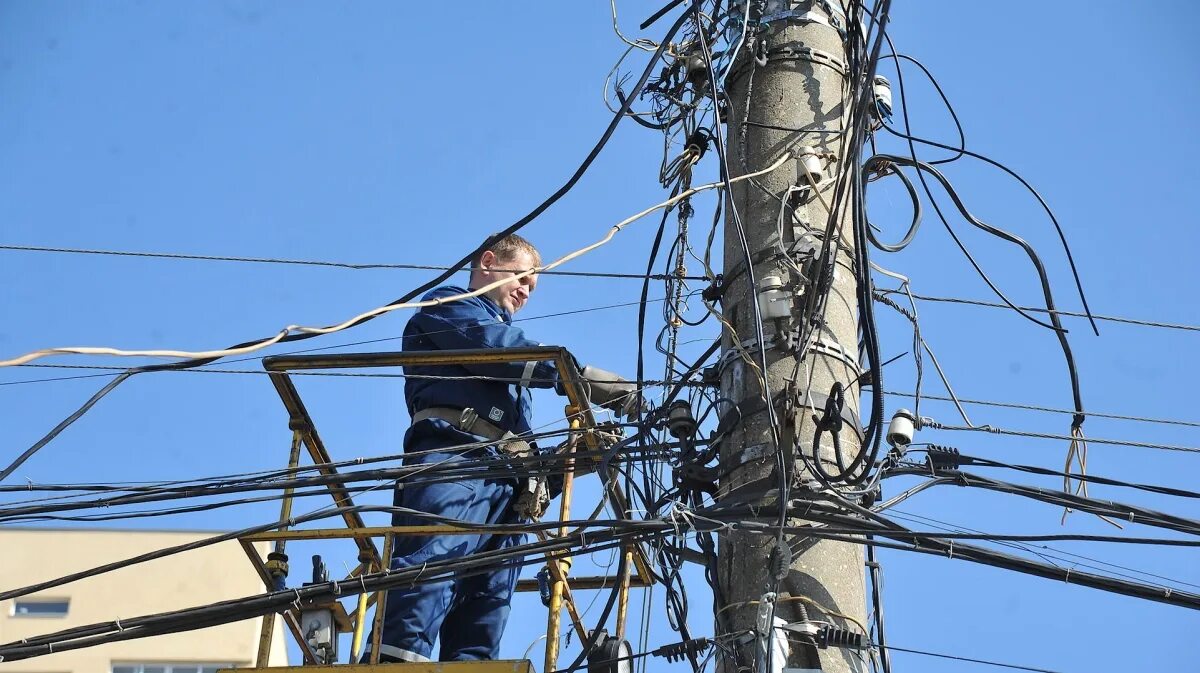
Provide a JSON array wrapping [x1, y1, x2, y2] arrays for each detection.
[[803, 338, 863, 377]]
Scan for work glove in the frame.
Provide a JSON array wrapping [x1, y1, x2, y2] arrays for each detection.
[[512, 476, 550, 521], [580, 365, 644, 418]]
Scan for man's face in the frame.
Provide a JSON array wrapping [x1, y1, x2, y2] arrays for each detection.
[[477, 249, 539, 315]]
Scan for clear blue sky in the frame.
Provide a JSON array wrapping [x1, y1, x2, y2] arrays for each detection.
[[2, 2, 1198, 671]]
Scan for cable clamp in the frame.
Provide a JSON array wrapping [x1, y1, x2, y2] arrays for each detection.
[[805, 338, 863, 377]]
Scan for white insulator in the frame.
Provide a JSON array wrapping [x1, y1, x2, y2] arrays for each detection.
[[887, 408, 915, 447], [873, 75, 893, 116], [798, 152, 824, 183]]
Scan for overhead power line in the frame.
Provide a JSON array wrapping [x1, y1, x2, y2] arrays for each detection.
[[0, 243, 708, 281], [921, 419, 1200, 454], [881, 290, 1200, 333], [1, 295, 686, 387], [880, 644, 1070, 673], [884, 390, 1200, 429]]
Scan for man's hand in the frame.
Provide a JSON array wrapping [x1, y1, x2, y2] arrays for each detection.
[[580, 365, 643, 418]]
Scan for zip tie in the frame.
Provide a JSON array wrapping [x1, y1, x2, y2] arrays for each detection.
[[27, 478, 33, 491], [359, 575, 369, 595], [332, 579, 340, 595], [1165, 587, 1173, 598], [292, 588, 303, 611], [1064, 567, 1072, 584], [947, 541, 954, 559]]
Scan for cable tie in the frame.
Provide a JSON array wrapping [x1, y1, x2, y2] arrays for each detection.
[[1064, 567, 1072, 584], [292, 588, 303, 611], [114, 617, 123, 632], [947, 541, 954, 559], [359, 575, 368, 595], [332, 579, 340, 595], [26, 478, 33, 491]]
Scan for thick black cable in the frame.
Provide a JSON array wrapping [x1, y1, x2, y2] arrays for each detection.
[[868, 154, 1086, 426], [878, 43, 1097, 335], [864, 163, 922, 252], [0, 9, 696, 484]]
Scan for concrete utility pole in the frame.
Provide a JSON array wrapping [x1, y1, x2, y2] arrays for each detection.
[[718, 2, 867, 671]]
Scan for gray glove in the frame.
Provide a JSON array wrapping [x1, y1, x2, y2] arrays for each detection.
[[581, 365, 642, 418], [512, 476, 550, 521]]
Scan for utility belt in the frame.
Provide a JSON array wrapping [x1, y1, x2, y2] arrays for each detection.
[[412, 406, 548, 519], [411, 406, 533, 456]]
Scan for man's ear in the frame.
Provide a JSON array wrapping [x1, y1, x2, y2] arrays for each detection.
[[478, 249, 497, 271]]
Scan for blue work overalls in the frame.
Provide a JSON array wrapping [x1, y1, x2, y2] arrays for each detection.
[[372, 285, 558, 663]]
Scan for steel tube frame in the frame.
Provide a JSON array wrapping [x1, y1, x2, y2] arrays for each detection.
[[250, 347, 652, 668]]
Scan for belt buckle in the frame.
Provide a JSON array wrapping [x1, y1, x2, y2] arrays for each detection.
[[459, 407, 480, 433]]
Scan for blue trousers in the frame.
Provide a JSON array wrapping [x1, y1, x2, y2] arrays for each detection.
[[374, 448, 523, 662]]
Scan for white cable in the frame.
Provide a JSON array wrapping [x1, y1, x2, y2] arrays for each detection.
[[0, 155, 791, 369]]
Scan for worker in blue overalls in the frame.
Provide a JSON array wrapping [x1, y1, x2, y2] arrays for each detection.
[[366, 233, 639, 663]]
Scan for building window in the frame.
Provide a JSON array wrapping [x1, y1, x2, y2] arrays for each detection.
[[11, 599, 69, 618], [113, 664, 230, 673]]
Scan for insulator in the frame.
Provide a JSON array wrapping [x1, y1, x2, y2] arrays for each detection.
[[873, 75, 893, 117], [652, 636, 712, 663], [818, 625, 865, 650], [887, 408, 916, 447], [926, 444, 964, 471], [667, 400, 698, 439]]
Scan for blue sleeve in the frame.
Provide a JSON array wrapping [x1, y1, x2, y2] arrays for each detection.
[[410, 295, 559, 389]]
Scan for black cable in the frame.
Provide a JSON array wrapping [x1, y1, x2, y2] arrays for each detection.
[[0, 8, 697, 484], [962, 453, 1200, 500], [864, 163, 922, 252], [867, 154, 1086, 426], [866, 540, 891, 673], [0, 244, 708, 281], [885, 467, 1200, 536], [877, 644, 1068, 673], [877, 41, 1097, 335]]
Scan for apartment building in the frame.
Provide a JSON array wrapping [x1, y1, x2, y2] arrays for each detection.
[[1, 528, 287, 673]]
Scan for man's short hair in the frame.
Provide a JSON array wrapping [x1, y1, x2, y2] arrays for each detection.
[[472, 233, 541, 269]]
